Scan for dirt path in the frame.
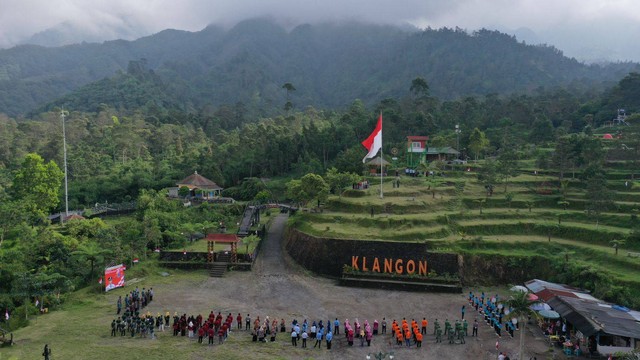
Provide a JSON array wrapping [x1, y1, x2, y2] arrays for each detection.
[[147, 214, 553, 359]]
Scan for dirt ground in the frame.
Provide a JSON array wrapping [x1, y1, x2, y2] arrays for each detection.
[[144, 213, 553, 360]]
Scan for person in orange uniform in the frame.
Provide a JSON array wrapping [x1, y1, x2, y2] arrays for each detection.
[[404, 329, 412, 347], [416, 331, 423, 347], [396, 330, 403, 346], [421, 318, 428, 334]]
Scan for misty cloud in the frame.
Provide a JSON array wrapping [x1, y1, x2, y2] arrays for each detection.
[[1, 0, 638, 62]]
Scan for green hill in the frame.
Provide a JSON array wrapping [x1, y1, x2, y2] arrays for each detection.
[[1, 19, 638, 117]]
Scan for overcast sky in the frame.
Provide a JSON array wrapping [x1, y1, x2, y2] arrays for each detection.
[[1, 0, 639, 62]]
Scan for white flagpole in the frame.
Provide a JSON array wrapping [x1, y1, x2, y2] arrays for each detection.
[[380, 112, 383, 199], [380, 150, 383, 199]]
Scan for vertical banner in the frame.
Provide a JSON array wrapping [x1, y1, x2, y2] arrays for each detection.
[[104, 264, 126, 292]]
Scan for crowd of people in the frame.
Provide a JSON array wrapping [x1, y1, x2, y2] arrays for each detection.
[[108, 287, 528, 358], [468, 290, 520, 360], [110, 287, 157, 339]]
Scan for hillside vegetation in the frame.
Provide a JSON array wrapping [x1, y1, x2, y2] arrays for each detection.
[[0, 19, 638, 116]]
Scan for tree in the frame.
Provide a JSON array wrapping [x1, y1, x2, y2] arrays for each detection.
[[324, 168, 358, 196], [524, 200, 534, 213], [410, 77, 430, 98], [585, 167, 614, 228], [477, 159, 499, 196], [11, 153, 63, 220], [467, 128, 489, 161], [300, 173, 329, 206], [241, 234, 260, 255], [425, 176, 445, 199], [0, 199, 26, 249], [611, 238, 626, 256], [505, 290, 539, 360], [504, 192, 515, 209], [285, 179, 305, 206], [497, 148, 518, 192], [12, 272, 70, 320], [282, 83, 296, 113], [551, 136, 574, 183], [474, 198, 486, 214], [286, 174, 330, 207], [71, 241, 112, 282]]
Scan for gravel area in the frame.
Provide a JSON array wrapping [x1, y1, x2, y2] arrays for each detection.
[[147, 214, 553, 360]]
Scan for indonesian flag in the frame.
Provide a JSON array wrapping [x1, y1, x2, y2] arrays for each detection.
[[133, 258, 139, 263], [98, 276, 103, 284], [5, 308, 9, 321], [361, 114, 382, 163]]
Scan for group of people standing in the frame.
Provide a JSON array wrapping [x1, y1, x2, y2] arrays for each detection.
[[116, 287, 153, 316], [110, 287, 157, 339], [468, 291, 518, 339]]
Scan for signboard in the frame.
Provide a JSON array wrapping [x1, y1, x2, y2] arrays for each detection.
[[104, 264, 126, 292], [350, 256, 427, 276]]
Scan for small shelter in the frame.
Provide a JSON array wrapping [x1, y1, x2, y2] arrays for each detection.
[[206, 233, 240, 263], [365, 157, 390, 175], [170, 171, 223, 199], [425, 147, 460, 162]]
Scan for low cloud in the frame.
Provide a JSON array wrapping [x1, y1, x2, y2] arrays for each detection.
[[0, 0, 638, 62]]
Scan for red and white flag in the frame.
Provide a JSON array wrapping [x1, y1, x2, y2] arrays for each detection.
[[361, 114, 382, 163], [133, 258, 139, 263], [4, 308, 9, 321], [98, 276, 103, 285]]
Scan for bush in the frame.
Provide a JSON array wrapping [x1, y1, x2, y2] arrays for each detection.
[[342, 189, 366, 198]]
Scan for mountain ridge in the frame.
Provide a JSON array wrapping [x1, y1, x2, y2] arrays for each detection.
[[0, 19, 638, 117]]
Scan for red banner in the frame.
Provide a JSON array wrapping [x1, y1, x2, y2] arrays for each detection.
[[104, 264, 125, 292]]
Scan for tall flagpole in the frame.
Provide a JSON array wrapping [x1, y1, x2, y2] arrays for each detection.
[[380, 112, 383, 199], [61, 107, 69, 218], [380, 150, 383, 199]]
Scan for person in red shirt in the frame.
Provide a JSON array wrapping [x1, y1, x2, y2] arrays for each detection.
[[208, 327, 215, 345], [218, 327, 225, 344], [236, 313, 242, 330], [197, 326, 205, 343]]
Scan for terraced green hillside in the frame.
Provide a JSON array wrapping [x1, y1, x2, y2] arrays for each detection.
[[290, 146, 640, 308]]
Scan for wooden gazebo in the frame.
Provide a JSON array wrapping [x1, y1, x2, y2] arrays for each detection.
[[365, 157, 390, 175], [176, 171, 223, 198], [206, 233, 240, 263]]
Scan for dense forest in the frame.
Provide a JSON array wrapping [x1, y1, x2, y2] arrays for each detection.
[[0, 19, 638, 117], [0, 71, 639, 209]]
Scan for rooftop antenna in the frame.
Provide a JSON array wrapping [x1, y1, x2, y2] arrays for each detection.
[[61, 107, 69, 218]]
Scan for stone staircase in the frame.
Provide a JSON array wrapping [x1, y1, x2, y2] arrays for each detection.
[[209, 253, 231, 277]]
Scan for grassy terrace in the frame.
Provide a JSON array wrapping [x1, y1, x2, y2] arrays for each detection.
[[291, 158, 640, 306]]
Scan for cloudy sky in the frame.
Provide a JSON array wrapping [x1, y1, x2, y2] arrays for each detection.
[[1, 0, 639, 62]]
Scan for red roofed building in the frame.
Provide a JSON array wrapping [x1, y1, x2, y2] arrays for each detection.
[[406, 136, 429, 167], [205, 233, 240, 263]]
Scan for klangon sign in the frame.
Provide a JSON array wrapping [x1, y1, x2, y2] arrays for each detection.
[[349, 256, 428, 276]]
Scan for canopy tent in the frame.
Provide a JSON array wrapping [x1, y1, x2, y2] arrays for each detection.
[[538, 309, 560, 319]]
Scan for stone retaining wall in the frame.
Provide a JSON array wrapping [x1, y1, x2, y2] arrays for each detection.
[[284, 228, 460, 278]]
